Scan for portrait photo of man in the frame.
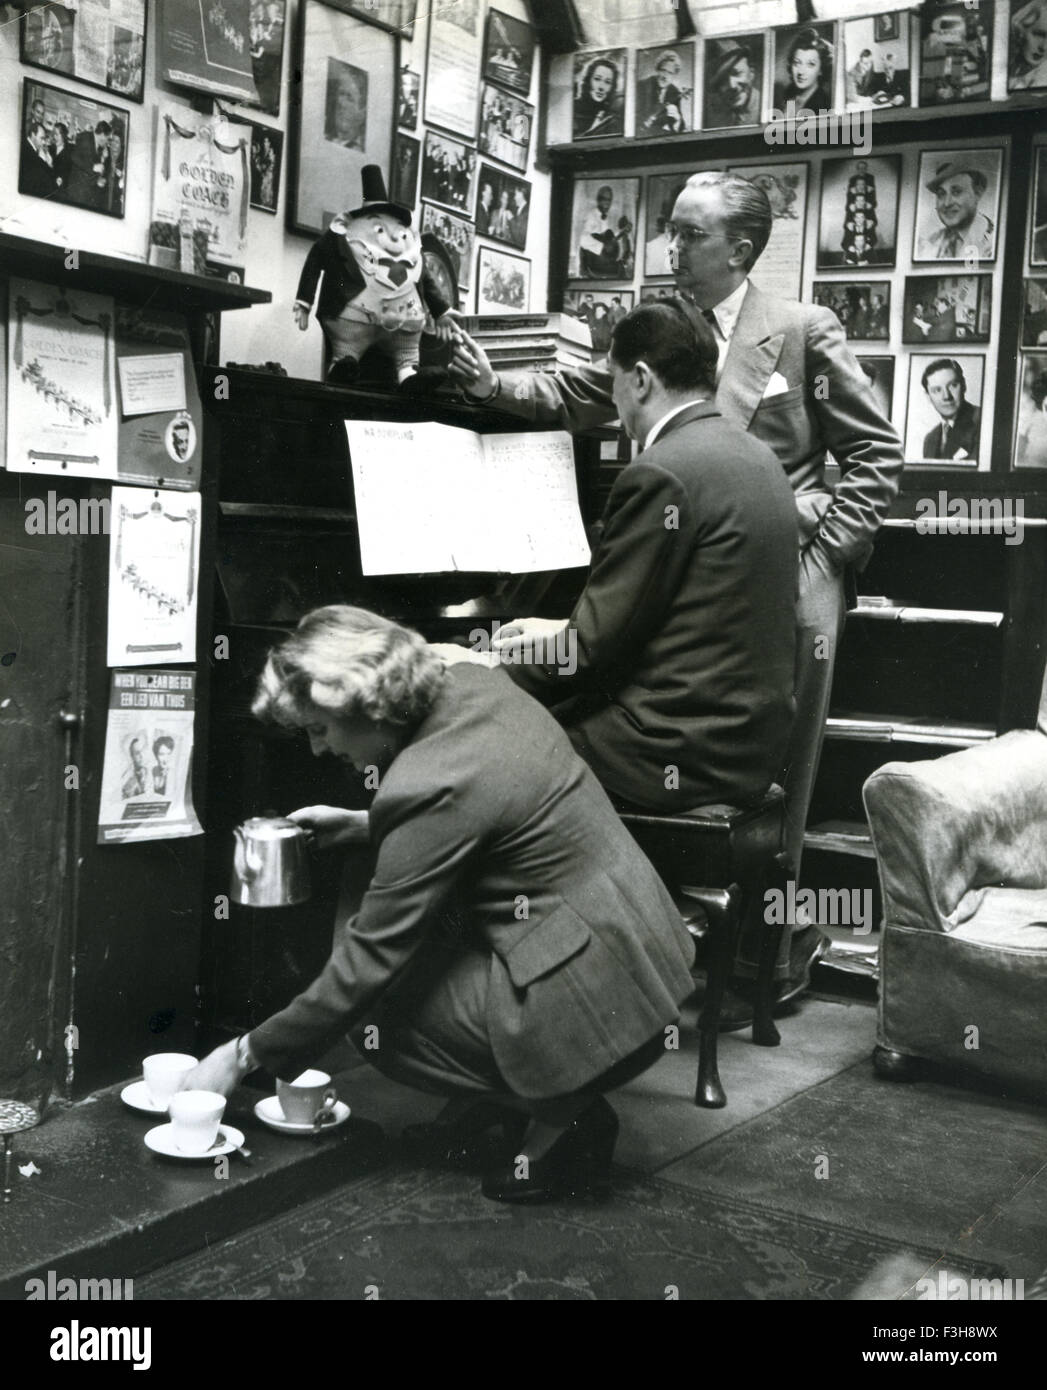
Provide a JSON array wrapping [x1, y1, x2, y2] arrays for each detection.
[[914, 151, 1001, 262], [324, 58, 368, 151], [907, 355, 984, 462], [703, 36, 763, 128]]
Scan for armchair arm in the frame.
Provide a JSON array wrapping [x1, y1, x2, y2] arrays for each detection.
[[863, 731, 1047, 934]]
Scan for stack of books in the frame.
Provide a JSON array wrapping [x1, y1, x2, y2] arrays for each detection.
[[461, 313, 593, 374]]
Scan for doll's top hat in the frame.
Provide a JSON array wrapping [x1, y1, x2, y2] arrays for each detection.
[[348, 165, 412, 225]]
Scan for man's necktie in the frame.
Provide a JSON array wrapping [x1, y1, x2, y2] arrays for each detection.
[[702, 307, 719, 334]]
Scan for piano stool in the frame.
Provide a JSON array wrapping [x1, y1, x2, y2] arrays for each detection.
[[618, 788, 789, 1108]]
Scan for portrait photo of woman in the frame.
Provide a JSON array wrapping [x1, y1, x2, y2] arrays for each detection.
[[773, 22, 836, 116], [572, 49, 626, 140], [1009, 0, 1047, 90]]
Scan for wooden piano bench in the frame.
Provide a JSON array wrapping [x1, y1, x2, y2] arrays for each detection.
[[617, 788, 789, 1109]]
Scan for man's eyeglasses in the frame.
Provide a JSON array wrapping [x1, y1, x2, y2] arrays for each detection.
[[664, 223, 735, 247]]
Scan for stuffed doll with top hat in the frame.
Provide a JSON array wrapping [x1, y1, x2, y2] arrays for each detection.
[[293, 164, 461, 390]]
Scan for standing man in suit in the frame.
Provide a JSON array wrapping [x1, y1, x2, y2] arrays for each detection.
[[921, 358, 981, 460], [67, 120, 111, 210], [451, 169, 904, 1015]]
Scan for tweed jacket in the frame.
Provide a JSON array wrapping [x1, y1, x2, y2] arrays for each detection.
[[248, 665, 696, 1098]]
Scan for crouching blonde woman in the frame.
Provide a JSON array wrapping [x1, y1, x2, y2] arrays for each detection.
[[184, 606, 695, 1203]]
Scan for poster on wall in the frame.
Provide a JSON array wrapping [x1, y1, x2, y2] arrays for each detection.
[[158, 0, 260, 103], [147, 105, 251, 283], [107, 486, 200, 666], [19, 0, 147, 102], [424, 0, 483, 139], [97, 670, 203, 844], [115, 308, 204, 489], [727, 162, 808, 301], [5, 278, 118, 480]]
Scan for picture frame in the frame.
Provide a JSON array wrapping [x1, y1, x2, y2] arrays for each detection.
[[564, 289, 633, 358], [421, 130, 477, 215], [644, 173, 690, 278], [903, 275, 992, 344], [19, 0, 147, 103], [482, 9, 535, 97], [817, 155, 900, 270], [912, 148, 1002, 265], [397, 67, 420, 130], [425, 0, 483, 139], [390, 133, 420, 205], [702, 34, 764, 129], [1031, 147, 1047, 267], [288, 1, 396, 237], [640, 283, 687, 303], [19, 78, 130, 219], [158, 0, 258, 103], [475, 163, 531, 251], [248, 121, 284, 214], [1022, 279, 1047, 347], [244, 0, 287, 117], [476, 246, 530, 314], [420, 203, 475, 292], [905, 353, 986, 465], [771, 19, 836, 117], [1009, 0, 1047, 92], [478, 84, 534, 173], [842, 12, 912, 111], [572, 49, 627, 140], [332, 0, 417, 40], [568, 177, 639, 280], [727, 161, 809, 301], [811, 282, 891, 341], [856, 355, 895, 421], [634, 41, 696, 137], [918, 0, 993, 106], [1014, 352, 1047, 468]]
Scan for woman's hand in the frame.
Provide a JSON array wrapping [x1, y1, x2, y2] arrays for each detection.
[[287, 805, 370, 849], [448, 330, 497, 399], [179, 1039, 244, 1099], [434, 309, 465, 343]]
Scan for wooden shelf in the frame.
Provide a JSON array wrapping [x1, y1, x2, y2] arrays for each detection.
[[805, 820, 876, 860], [0, 232, 271, 315], [851, 601, 1004, 626], [826, 714, 997, 748]]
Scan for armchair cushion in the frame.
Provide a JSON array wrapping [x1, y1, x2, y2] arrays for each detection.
[[863, 731, 1047, 935], [950, 886, 1047, 950]]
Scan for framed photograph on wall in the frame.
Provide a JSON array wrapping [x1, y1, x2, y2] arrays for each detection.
[[905, 353, 986, 464], [19, 79, 129, 218], [476, 164, 530, 251], [1015, 352, 1047, 467], [913, 149, 1002, 264], [20, 0, 147, 102], [564, 289, 633, 360], [425, 0, 483, 138], [856, 355, 895, 421], [289, 1, 396, 236], [1031, 147, 1047, 266], [1022, 279, 1047, 346], [482, 10, 535, 96], [398, 67, 420, 130], [421, 130, 477, 215], [771, 20, 836, 116], [727, 161, 808, 300], [903, 275, 992, 344], [245, 0, 287, 116], [1009, 0, 1047, 91], [817, 155, 900, 269], [640, 283, 686, 303], [702, 34, 764, 129], [390, 133, 420, 204], [248, 121, 283, 213], [476, 246, 530, 314], [572, 49, 627, 140], [478, 85, 533, 172], [644, 172, 689, 278], [842, 12, 911, 109], [634, 41, 695, 136], [919, 0, 993, 105], [421, 203, 475, 292], [335, 0, 417, 40], [812, 282, 891, 340], [568, 177, 639, 280]]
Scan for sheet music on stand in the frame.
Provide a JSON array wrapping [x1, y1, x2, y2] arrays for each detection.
[[345, 421, 591, 576]]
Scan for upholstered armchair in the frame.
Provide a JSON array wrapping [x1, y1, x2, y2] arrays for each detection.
[[862, 692, 1047, 1099]]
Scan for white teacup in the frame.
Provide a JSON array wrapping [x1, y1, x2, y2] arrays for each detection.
[[143, 1052, 198, 1109], [168, 1090, 227, 1154], [276, 1069, 337, 1126]]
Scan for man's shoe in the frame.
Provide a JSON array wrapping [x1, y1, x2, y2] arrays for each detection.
[[715, 928, 833, 1031]]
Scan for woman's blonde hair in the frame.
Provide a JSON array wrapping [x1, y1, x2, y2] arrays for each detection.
[[253, 606, 446, 730]]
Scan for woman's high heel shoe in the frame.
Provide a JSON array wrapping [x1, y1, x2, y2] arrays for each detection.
[[480, 1096, 619, 1204], [401, 1099, 529, 1167]]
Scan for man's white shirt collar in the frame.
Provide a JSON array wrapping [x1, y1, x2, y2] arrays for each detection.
[[704, 278, 750, 342], [643, 399, 707, 451]]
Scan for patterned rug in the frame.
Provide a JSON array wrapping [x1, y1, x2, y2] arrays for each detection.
[[136, 1160, 1005, 1301]]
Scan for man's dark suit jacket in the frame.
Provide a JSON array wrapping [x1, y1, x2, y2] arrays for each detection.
[[923, 399, 981, 459], [67, 131, 107, 208], [248, 665, 696, 1098], [295, 225, 451, 322], [504, 401, 798, 812]]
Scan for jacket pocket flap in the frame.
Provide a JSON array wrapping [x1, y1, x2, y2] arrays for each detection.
[[505, 903, 592, 988]]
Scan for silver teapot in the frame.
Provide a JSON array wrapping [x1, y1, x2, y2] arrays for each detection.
[[231, 816, 311, 908]]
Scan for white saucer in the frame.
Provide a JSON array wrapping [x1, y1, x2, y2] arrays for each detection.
[[253, 1095, 351, 1135], [144, 1122, 245, 1160], [120, 1080, 168, 1115]]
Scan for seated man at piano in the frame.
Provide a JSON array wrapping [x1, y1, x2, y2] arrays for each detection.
[[469, 299, 799, 815]]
